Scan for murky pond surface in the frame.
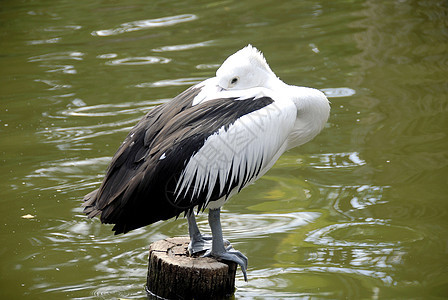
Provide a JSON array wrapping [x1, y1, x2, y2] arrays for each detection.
[[1, 0, 447, 299]]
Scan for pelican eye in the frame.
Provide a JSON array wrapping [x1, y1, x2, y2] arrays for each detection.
[[230, 77, 239, 85]]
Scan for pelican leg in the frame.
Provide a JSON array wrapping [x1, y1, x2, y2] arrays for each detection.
[[203, 208, 248, 281], [187, 211, 212, 255]]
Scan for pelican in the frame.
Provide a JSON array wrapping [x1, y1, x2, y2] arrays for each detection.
[[83, 45, 330, 281]]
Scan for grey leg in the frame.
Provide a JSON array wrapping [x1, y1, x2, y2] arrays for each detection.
[[204, 208, 248, 281], [187, 211, 212, 255], [187, 211, 231, 255]]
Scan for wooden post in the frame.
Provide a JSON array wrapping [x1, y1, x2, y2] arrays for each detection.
[[146, 237, 237, 299]]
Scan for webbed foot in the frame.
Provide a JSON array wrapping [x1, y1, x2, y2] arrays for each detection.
[[189, 234, 230, 255], [188, 234, 212, 255]]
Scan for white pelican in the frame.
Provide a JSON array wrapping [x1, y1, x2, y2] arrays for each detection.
[[83, 45, 330, 281]]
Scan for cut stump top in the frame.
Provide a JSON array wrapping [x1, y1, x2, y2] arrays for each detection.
[[146, 237, 237, 300]]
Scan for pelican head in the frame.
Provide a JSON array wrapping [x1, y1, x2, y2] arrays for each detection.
[[216, 44, 278, 91]]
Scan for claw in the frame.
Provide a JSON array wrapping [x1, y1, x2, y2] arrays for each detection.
[[203, 246, 248, 281]]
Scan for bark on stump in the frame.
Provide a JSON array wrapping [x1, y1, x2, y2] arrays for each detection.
[[146, 237, 237, 300]]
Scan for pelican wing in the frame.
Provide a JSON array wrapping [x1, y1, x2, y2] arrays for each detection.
[[83, 86, 296, 234], [175, 94, 297, 209], [82, 87, 201, 224]]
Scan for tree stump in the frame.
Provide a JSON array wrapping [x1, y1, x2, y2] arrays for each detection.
[[146, 237, 237, 300]]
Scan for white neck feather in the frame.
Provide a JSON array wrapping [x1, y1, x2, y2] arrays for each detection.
[[286, 86, 330, 150]]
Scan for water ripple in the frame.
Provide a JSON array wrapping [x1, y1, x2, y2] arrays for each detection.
[[309, 152, 366, 169], [136, 77, 205, 88], [60, 99, 162, 117], [44, 64, 77, 74], [25, 157, 109, 193], [92, 14, 197, 36], [332, 185, 389, 219], [29, 157, 111, 178], [305, 221, 424, 247], [28, 51, 84, 62], [190, 212, 320, 240], [96, 53, 117, 59], [31, 232, 149, 298], [27, 38, 61, 45], [238, 266, 393, 298], [47, 124, 133, 149], [34, 79, 72, 90], [321, 87, 356, 98], [38, 99, 167, 148], [152, 40, 214, 52], [196, 63, 220, 69], [105, 56, 170, 66]]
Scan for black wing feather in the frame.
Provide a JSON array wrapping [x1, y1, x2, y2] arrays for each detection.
[[82, 85, 273, 234]]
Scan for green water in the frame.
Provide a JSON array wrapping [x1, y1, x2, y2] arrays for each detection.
[[1, 0, 447, 299]]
